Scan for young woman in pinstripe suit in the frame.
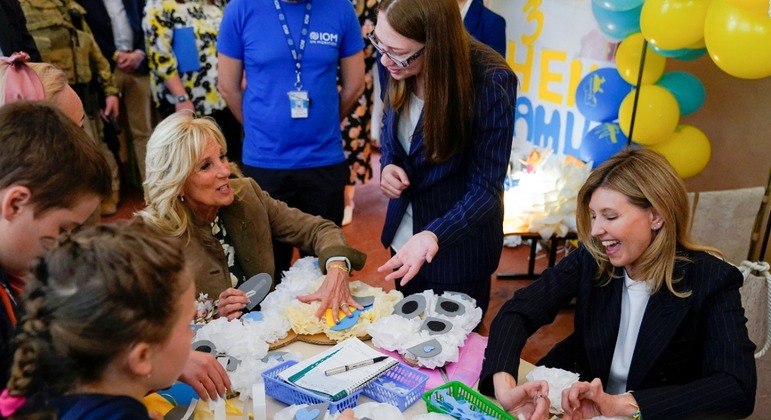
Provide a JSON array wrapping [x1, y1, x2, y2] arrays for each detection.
[[481, 148, 756, 419], [372, 0, 517, 316]]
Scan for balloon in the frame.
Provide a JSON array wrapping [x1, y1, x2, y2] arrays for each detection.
[[724, 0, 770, 13], [579, 123, 629, 168], [592, 0, 644, 12], [618, 85, 680, 145], [575, 68, 634, 122], [647, 124, 711, 179], [705, 0, 771, 79], [657, 71, 706, 116], [591, 2, 642, 40], [650, 44, 708, 61], [615, 33, 667, 85], [640, 0, 711, 50]]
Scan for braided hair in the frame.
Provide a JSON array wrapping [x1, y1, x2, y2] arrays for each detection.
[[6, 220, 189, 417]]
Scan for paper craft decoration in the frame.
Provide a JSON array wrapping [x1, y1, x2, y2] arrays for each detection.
[[172, 26, 200, 73], [353, 295, 375, 307], [293, 403, 328, 420], [406, 338, 442, 359], [330, 309, 361, 331], [419, 317, 453, 335], [445, 291, 474, 303], [191, 340, 241, 372], [238, 273, 272, 311], [393, 294, 426, 319], [163, 403, 196, 420], [435, 297, 465, 317], [368, 290, 483, 368], [278, 337, 398, 401], [324, 306, 356, 327]]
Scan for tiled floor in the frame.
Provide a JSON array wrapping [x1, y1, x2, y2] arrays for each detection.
[[106, 152, 574, 364]]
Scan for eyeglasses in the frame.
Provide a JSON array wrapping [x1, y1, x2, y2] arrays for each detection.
[[367, 32, 425, 68]]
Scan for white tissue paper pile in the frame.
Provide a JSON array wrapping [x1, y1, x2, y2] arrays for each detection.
[[367, 290, 482, 368], [193, 318, 302, 400], [525, 365, 581, 415]]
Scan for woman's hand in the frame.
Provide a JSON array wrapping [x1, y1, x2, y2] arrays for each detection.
[[493, 372, 551, 420], [102, 94, 120, 120], [216, 288, 248, 320], [377, 231, 438, 286], [175, 100, 195, 113], [297, 266, 361, 321], [178, 350, 231, 401], [561, 378, 639, 420], [380, 164, 410, 199]]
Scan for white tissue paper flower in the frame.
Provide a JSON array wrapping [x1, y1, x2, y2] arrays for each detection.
[[368, 290, 482, 368], [525, 365, 581, 415]]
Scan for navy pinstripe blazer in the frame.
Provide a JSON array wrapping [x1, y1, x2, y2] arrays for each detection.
[[464, 0, 506, 58], [379, 46, 517, 290], [479, 246, 756, 419]]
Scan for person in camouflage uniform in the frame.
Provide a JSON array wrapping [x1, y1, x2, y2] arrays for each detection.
[[20, 0, 122, 215]]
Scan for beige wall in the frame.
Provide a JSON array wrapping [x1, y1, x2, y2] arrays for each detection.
[[668, 57, 770, 192]]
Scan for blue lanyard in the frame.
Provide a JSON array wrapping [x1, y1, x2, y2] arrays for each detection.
[[273, 0, 313, 90]]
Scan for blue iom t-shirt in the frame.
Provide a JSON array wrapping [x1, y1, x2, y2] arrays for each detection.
[[217, 0, 364, 169]]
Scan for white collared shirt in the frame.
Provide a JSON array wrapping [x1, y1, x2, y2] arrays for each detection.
[[607, 271, 653, 394], [103, 0, 134, 51], [391, 94, 424, 251]]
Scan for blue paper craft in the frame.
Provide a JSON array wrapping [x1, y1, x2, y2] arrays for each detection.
[[241, 311, 264, 322], [158, 382, 197, 406], [330, 308, 361, 331], [172, 26, 200, 73], [293, 402, 328, 420]]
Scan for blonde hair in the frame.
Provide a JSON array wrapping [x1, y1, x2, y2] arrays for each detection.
[[576, 148, 720, 297], [138, 111, 241, 238]]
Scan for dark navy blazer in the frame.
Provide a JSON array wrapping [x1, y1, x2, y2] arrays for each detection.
[[76, 0, 148, 74], [480, 246, 757, 419], [464, 0, 506, 58], [380, 45, 517, 296]]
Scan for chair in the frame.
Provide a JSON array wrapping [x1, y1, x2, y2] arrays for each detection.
[[688, 186, 767, 265], [739, 261, 771, 418]]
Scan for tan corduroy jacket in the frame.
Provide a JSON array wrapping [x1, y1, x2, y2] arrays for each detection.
[[184, 177, 366, 299]]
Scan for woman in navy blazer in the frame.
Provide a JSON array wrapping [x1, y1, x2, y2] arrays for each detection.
[[480, 148, 756, 419], [371, 0, 517, 314]]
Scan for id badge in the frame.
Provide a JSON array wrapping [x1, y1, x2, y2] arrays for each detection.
[[288, 90, 309, 119]]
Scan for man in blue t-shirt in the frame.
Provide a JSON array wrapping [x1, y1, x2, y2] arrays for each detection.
[[218, 0, 364, 280]]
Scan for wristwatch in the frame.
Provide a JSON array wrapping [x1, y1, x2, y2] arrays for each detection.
[[175, 94, 189, 104]]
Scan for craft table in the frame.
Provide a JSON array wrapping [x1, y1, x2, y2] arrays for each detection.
[[497, 231, 577, 280], [205, 339, 535, 419]]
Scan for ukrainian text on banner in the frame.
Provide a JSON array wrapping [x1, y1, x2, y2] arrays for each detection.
[[488, 0, 618, 157]]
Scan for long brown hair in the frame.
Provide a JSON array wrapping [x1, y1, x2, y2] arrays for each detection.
[[379, 0, 474, 163], [576, 148, 721, 296]]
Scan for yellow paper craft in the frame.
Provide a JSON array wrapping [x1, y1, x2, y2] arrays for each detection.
[[325, 306, 355, 326]]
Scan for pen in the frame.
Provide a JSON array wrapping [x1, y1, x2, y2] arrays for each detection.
[[324, 356, 388, 376]]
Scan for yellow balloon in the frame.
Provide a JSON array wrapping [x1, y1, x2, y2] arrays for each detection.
[[618, 85, 680, 145], [705, 0, 771, 79], [640, 0, 711, 50], [615, 33, 667, 85], [648, 125, 711, 179], [725, 0, 770, 13]]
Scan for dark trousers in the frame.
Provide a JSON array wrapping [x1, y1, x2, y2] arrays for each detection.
[[391, 248, 491, 316], [243, 162, 349, 280]]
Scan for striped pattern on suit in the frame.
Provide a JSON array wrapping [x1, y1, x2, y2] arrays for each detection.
[[379, 45, 517, 312], [463, 0, 507, 58], [479, 246, 756, 419]]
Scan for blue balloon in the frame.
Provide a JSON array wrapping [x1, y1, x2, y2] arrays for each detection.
[[650, 45, 708, 61], [579, 123, 629, 168], [591, 2, 642, 40], [657, 71, 706, 116], [592, 0, 644, 12], [575, 68, 634, 122]]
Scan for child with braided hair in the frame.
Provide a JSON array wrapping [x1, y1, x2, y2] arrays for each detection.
[[0, 221, 194, 419]]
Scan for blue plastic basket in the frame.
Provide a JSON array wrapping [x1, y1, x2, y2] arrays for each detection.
[[362, 362, 429, 411], [261, 360, 361, 413]]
